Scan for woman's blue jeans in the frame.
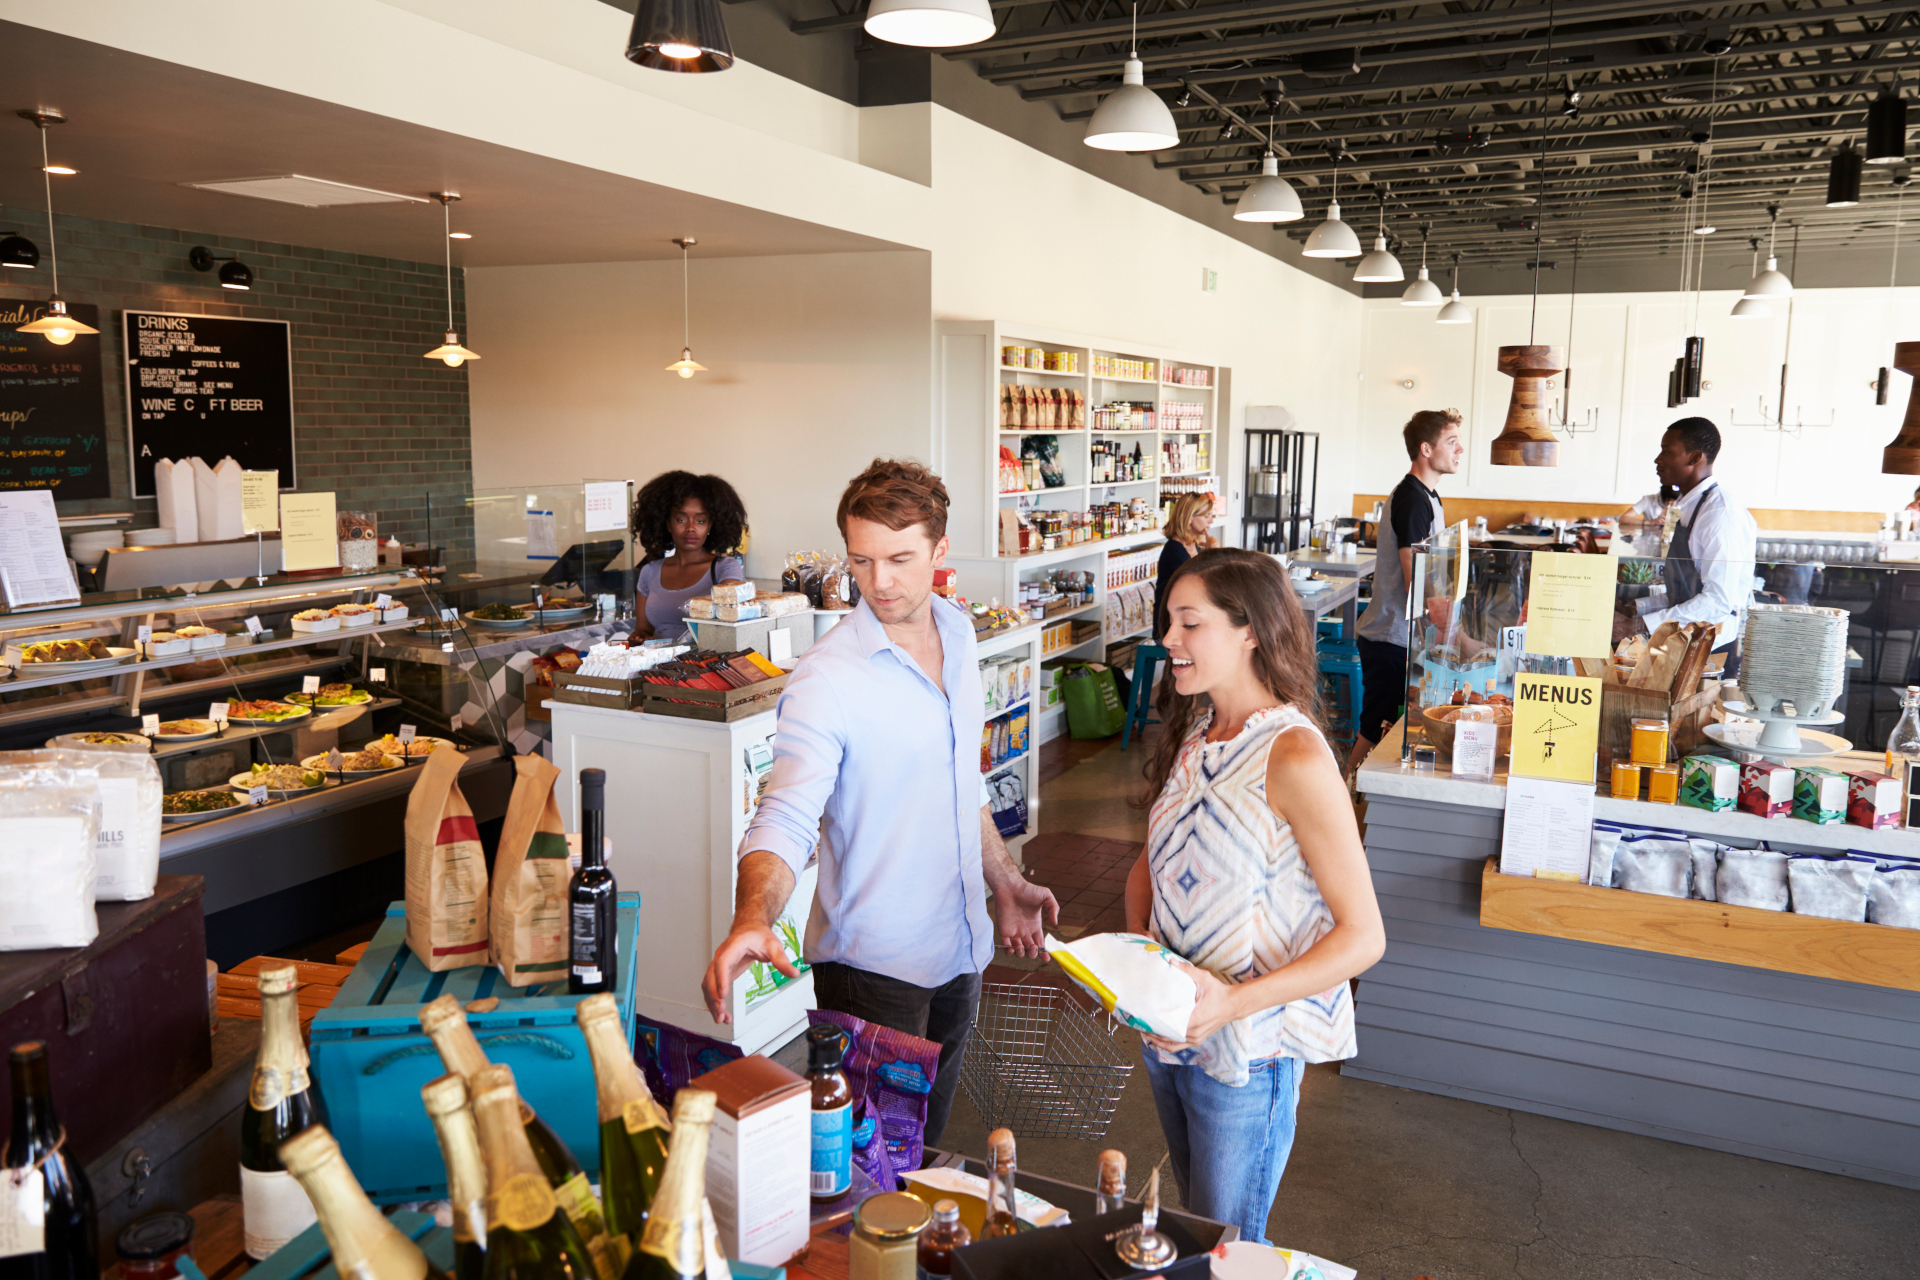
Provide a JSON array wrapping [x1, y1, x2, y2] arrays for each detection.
[[1140, 1047, 1303, 1245]]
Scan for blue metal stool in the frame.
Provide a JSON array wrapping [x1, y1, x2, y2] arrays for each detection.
[[1122, 642, 1167, 749], [1317, 647, 1365, 742]]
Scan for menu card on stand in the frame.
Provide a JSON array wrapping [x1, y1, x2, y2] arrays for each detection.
[[1499, 775, 1595, 879], [241, 470, 280, 533], [1523, 552, 1616, 659], [280, 491, 338, 572], [0, 490, 81, 609], [583, 481, 626, 534]]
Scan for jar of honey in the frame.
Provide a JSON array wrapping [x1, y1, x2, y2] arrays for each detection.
[[1610, 760, 1642, 799], [1647, 763, 1681, 804], [849, 1192, 932, 1280], [1630, 718, 1671, 766]]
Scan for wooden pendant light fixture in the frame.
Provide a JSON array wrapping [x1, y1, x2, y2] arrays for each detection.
[[1883, 342, 1920, 474], [1492, 345, 1565, 466]]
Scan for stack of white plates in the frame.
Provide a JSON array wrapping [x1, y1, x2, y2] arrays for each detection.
[[129, 527, 176, 547], [68, 529, 125, 567], [1739, 603, 1850, 718]]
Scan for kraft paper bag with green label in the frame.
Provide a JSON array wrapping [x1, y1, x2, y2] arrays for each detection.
[[490, 753, 572, 985], [404, 745, 490, 970]]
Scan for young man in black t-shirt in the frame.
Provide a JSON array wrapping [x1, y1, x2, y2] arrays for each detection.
[[1347, 409, 1464, 774]]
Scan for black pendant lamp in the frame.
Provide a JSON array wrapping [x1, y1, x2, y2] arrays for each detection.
[[0, 230, 36, 269], [1867, 86, 1908, 166], [1827, 142, 1864, 207], [626, 0, 734, 72]]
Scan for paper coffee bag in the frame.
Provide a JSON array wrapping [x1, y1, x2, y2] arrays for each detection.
[[404, 746, 489, 970], [490, 753, 572, 985]]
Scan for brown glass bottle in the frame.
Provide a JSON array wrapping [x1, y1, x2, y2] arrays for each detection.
[[804, 1026, 852, 1204], [978, 1129, 1019, 1240], [914, 1199, 970, 1277]]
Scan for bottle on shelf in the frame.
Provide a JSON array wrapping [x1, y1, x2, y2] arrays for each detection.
[[241, 965, 326, 1261], [979, 1128, 1020, 1239], [1888, 686, 1920, 777], [914, 1199, 971, 1277], [469, 1066, 598, 1280], [570, 768, 618, 997], [622, 1090, 717, 1280], [805, 1026, 853, 1204], [4, 1041, 97, 1280], [421, 1075, 489, 1280], [418, 995, 607, 1248], [280, 1126, 448, 1280], [576, 993, 671, 1242], [1095, 1149, 1127, 1216]]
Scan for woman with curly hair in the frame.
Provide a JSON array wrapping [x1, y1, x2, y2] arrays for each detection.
[[632, 470, 749, 641]]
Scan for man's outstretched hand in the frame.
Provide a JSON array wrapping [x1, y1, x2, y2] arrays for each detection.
[[701, 925, 798, 1024], [992, 877, 1060, 960]]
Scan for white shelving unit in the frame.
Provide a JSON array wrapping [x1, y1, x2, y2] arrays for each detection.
[[977, 621, 1043, 860], [937, 320, 1225, 745]]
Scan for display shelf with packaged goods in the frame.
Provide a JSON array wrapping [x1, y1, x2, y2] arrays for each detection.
[[976, 620, 1042, 864]]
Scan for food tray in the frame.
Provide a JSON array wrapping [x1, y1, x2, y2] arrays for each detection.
[[229, 770, 328, 796], [333, 609, 378, 628], [224, 702, 312, 725], [48, 732, 152, 752], [162, 793, 254, 824], [6, 645, 138, 673], [154, 719, 221, 742], [142, 636, 193, 658], [464, 610, 534, 630], [958, 982, 1133, 1141], [380, 604, 411, 623], [302, 751, 406, 777], [290, 616, 340, 633], [186, 632, 229, 652], [638, 673, 788, 723]]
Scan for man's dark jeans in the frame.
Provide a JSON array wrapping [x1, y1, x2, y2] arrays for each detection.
[[810, 961, 982, 1148]]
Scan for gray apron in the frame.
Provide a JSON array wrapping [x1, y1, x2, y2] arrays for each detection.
[[1663, 484, 1740, 668], [1357, 478, 1445, 647]]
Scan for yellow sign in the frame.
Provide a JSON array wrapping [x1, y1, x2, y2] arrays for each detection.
[[1508, 672, 1602, 784], [279, 491, 338, 572], [1523, 551, 1616, 660], [240, 470, 279, 533]]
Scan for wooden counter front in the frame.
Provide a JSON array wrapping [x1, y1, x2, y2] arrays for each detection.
[[1478, 857, 1920, 993]]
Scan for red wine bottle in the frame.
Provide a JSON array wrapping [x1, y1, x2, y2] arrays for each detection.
[[1, 1041, 98, 1280], [569, 769, 617, 996]]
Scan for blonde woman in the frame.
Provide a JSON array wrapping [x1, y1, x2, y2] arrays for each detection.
[[1154, 491, 1218, 641]]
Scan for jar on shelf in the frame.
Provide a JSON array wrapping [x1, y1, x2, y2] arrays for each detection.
[[117, 1212, 195, 1280], [338, 510, 379, 572]]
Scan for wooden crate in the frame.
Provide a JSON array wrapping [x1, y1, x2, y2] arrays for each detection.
[[550, 670, 643, 710], [640, 673, 787, 723], [1478, 857, 1920, 993], [215, 956, 352, 1038], [1597, 681, 1718, 773]]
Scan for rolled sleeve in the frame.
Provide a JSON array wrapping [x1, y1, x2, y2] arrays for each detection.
[[740, 660, 845, 878]]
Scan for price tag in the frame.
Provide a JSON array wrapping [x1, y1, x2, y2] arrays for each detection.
[[398, 724, 417, 744], [141, 714, 160, 736], [370, 668, 386, 683], [326, 748, 344, 771], [244, 616, 263, 636], [450, 714, 463, 732], [247, 785, 267, 806], [0, 1165, 46, 1256], [302, 676, 321, 694], [209, 702, 229, 725], [375, 594, 393, 610], [136, 625, 151, 644], [441, 642, 455, 654], [441, 607, 458, 622]]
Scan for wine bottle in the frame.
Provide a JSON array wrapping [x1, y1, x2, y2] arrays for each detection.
[[0, 1041, 97, 1280], [1095, 1149, 1127, 1216], [621, 1090, 715, 1280], [418, 995, 608, 1248], [280, 1125, 449, 1280], [978, 1128, 1019, 1239], [569, 769, 617, 996], [576, 994, 670, 1243], [240, 965, 326, 1261], [469, 1066, 597, 1280], [421, 1075, 488, 1280]]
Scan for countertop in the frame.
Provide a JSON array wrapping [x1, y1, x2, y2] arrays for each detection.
[[1356, 723, 1920, 856]]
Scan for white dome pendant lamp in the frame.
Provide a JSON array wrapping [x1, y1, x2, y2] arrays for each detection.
[[1352, 196, 1404, 282], [1743, 203, 1794, 300], [1233, 100, 1302, 222], [1401, 227, 1443, 305], [14, 109, 98, 347], [1729, 238, 1771, 319], [423, 193, 480, 367], [864, 0, 994, 48], [1302, 145, 1362, 258], [1083, 6, 1179, 152], [1435, 253, 1473, 323]]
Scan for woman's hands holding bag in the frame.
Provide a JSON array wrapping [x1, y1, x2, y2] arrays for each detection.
[[1142, 961, 1243, 1052]]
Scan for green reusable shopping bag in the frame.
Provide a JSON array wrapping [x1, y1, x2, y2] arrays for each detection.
[[1062, 662, 1126, 739]]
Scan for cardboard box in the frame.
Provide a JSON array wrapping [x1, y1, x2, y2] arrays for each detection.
[[1680, 754, 1738, 812], [1739, 761, 1793, 818], [691, 1055, 810, 1268], [1793, 765, 1848, 825], [1847, 771, 1902, 830]]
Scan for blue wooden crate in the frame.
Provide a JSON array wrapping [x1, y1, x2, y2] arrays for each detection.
[[310, 895, 640, 1204]]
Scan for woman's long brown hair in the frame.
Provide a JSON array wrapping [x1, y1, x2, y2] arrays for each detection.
[[1135, 548, 1325, 806]]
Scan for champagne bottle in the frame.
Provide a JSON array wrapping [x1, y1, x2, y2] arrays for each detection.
[[576, 995, 670, 1242], [469, 1066, 597, 1280], [418, 995, 607, 1246], [978, 1128, 1019, 1239], [569, 769, 617, 996], [621, 1090, 715, 1280], [279, 1125, 448, 1280], [1095, 1150, 1127, 1216], [240, 965, 326, 1260], [0, 1041, 97, 1280], [421, 1075, 488, 1280]]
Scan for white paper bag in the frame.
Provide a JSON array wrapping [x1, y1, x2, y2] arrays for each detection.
[[205, 457, 245, 541], [192, 457, 222, 542], [154, 459, 199, 544]]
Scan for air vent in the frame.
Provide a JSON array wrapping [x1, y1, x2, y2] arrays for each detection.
[[181, 175, 430, 208], [1299, 49, 1359, 79], [1657, 79, 1745, 106]]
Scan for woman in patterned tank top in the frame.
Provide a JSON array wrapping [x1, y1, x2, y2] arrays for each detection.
[[1123, 548, 1385, 1245]]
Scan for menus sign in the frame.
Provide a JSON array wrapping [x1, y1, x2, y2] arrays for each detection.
[[0, 301, 109, 499], [124, 312, 294, 498], [1509, 672, 1602, 784]]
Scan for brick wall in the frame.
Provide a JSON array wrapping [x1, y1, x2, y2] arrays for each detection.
[[0, 204, 472, 548]]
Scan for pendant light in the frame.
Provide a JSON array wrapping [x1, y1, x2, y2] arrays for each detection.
[[14, 110, 97, 347], [1826, 142, 1863, 207], [422, 193, 479, 368], [1744, 205, 1793, 299], [0, 230, 37, 269], [1302, 146, 1362, 258], [188, 247, 253, 291], [1352, 195, 1404, 282], [1435, 254, 1472, 323], [1233, 100, 1301, 222], [864, 0, 994, 47], [666, 237, 707, 379], [1083, 6, 1179, 151], [1401, 227, 1443, 305], [625, 0, 734, 71], [1876, 188, 1905, 404], [1730, 239, 1771, 318], [1866, 85, 1908, 166]]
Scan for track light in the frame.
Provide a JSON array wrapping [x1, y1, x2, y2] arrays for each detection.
[[13, 109, 97, 347], [625, 0, 734, 71], [1827, 143, 1863, 207], [1084, 5, 1180, 151], [1560, 89, 1581, 119], [1867, 86, 1908, 166], [188, 246, 253, 291], [0, 230, 37, 269], [1174, 84, 1193, 109]]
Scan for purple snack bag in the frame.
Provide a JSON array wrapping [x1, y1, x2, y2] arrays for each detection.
[[634, 1016, 744, 1104], [808, 1008, 941, 1180]]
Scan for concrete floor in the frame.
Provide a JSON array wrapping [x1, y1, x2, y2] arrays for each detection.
[[936, 734, 1920, 1279]]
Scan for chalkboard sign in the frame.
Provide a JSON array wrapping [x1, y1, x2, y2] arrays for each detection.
[[0, 300, 110, 500], [124, 311, 294, 498]]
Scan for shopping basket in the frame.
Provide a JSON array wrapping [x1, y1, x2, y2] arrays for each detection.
[[959, 981, 1134, 1141]]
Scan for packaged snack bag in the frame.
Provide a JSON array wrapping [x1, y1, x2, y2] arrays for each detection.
[[490, 753, 571, 985], [404, 746, 489, 970], [1046, 931, 1198, 1041]]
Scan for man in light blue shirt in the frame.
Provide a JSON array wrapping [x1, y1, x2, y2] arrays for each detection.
[[701, 458, 1058, 1143]]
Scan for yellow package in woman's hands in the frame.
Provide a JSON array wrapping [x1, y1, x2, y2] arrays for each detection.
[[1045, 931, 1198, 1040]]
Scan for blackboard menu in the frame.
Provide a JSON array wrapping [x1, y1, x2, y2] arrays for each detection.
[[0, 300, 110, 500], [125, 311, 295, 498]]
